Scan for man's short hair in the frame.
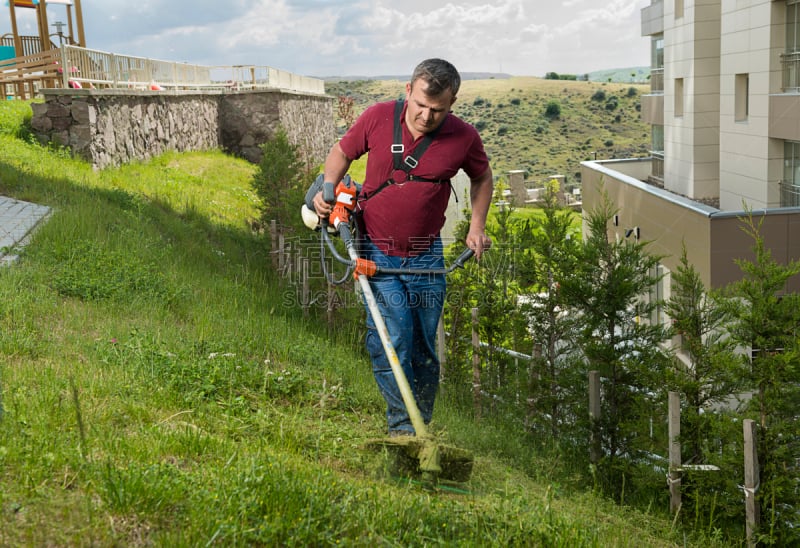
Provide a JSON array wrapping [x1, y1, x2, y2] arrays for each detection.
[[411, 58, 461, 97]]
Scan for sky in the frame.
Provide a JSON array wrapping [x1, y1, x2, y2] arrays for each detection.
[[4, 0, 652, 78]]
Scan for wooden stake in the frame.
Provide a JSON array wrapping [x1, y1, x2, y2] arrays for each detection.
[[270, 220, 277, 269], [589, 370, 601, 464], [743, 419, 760, 547], [301, 258, 309, 317], [668, 391, 682, 514], [471, 307, 481, 420]]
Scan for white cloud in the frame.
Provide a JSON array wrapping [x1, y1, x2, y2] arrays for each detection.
[[1, 0, 650, 76]]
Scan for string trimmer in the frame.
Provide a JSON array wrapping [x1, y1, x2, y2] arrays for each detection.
[[301, 176, 475, 485]]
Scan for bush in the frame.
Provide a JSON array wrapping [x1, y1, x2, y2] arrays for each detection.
[[591, 90, 606, 102], [544, 100, 561, 119]]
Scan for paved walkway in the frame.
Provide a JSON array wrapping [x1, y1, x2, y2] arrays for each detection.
[[0, 196, 51, 266]]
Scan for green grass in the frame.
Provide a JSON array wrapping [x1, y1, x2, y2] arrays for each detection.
[[0, 98, 719, 546]]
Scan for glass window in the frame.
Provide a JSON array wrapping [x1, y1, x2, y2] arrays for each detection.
[[652, 125, 664, 154], [675, 78, 684, 117], [735, 74, 749, 121], [652, 36, 664, 69], [785, 141, 800, 186], [788, 1, 800, 54]]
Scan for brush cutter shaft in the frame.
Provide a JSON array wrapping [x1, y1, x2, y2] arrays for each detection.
[[342, 231, 430, 439]]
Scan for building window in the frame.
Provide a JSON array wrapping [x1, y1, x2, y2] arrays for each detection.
[[651, 125, 665, 180], [782, 141, 800, 207], [785, 0, 800, 91], [674, 78, 684, 117], [652, 36, 664, 69], [789, 0, 800, 53], [675, 0, 684, 19], [650, 36, 665, 93], [649, 265, 668, 327], [735, 73, 749, 122], [652, 125, 664, 154]]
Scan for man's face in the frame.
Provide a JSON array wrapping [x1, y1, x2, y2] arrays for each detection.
[[405, 80, 456, 136]]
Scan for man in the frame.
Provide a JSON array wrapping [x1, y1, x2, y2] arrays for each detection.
[[313, 58, 493, 436]]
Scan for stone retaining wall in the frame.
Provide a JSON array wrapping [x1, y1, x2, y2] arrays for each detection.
[[30, 89, 335, 170]]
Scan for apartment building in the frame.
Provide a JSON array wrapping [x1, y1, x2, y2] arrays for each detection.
[[581, 0, 800, 295]]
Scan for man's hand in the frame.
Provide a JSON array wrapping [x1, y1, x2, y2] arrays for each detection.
[[466, 230, 492, 260], [312, 190, 333, 219]]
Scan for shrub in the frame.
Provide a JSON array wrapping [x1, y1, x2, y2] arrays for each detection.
[[591, 90, 606, 102], [544, 100, 561, 119]]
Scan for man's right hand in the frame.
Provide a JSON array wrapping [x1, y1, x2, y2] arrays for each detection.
[[312, 190, 333, 218]]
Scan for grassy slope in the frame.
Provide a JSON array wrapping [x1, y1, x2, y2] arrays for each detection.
[[0, 98, 703, 546], [326, 76, 651, 183]]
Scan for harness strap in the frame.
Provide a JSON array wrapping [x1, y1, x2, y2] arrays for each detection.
[[360, 100, 450, 203], [392, 99, 441, 173]]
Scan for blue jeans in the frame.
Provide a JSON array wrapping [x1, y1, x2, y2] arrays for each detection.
[[360, 237, 446, 434]]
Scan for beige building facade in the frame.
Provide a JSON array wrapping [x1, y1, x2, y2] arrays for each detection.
[[582, 0, 800, 294]]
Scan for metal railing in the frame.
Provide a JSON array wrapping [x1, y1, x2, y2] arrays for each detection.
[[649, 67, 664, 93], [59, 45, 325, 95], [779, 180, 800, 207], [781, 51, 800, 93], [650, 151, 665, 180]]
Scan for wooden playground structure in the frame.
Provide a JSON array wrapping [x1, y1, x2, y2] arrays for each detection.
[[0, 1, 324, 98], [1, 0, 86, 99]]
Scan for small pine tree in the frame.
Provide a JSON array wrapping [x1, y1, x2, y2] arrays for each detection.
[[665, 244, 744, 461], [559, 187, 670, 499], [522, 180, 581, 440], [722, 212, 800, 545], [251, 127, 313, 232]]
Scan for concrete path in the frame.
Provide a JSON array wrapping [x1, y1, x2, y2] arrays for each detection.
[[0, 196, 51, 266]]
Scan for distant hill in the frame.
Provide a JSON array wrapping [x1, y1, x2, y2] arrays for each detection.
[[587, 67, 650, 84], [325, 76, 651, 184], [320, 72, 513, 83], [321, 69, 648, 84]]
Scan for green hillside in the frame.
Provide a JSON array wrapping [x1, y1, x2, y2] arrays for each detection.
[[326, 76, 651, 186], [0, 93, 716, 546]]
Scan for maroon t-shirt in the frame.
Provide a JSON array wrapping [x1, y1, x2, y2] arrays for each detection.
[[339, 100, 490, 257]]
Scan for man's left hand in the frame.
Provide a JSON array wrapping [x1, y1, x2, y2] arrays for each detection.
[[466, 231, 492, 261]]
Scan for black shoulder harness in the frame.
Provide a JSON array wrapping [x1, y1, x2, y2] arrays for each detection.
[[359, 100, 451, 203]]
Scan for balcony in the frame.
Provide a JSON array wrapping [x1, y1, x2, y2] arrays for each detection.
[[782, 51, 800, 93], [780, 181, 800, 207], [641, 0, 664, 36], [649, 68, 664, 93], [649, 152, 664, 184]]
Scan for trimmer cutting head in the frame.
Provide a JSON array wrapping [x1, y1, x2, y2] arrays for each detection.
[[366, 435, 474, 484]]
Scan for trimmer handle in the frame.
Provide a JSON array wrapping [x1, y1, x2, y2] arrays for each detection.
[[322, 181, 336, 204], [450, 248, 475, 270]]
